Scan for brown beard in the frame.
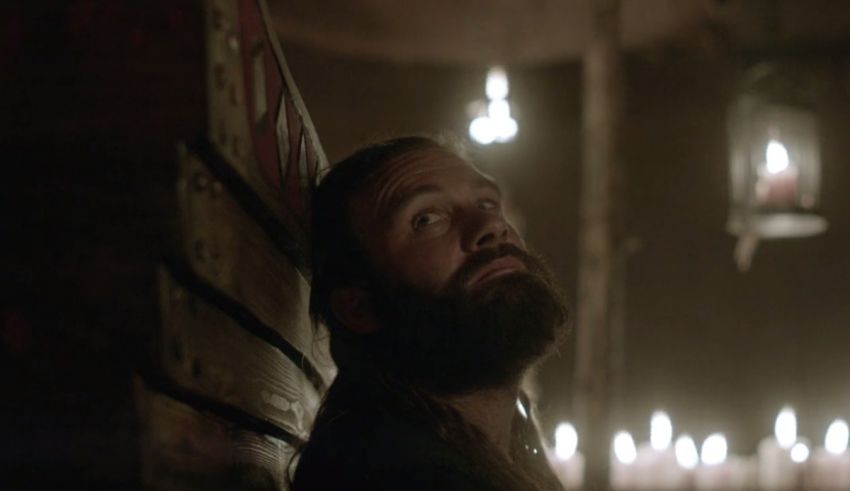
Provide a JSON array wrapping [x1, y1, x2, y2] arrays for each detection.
[[362, 244, 568, 395]]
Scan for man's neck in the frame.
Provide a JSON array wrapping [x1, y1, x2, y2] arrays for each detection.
[[441, 384, 519, 460]]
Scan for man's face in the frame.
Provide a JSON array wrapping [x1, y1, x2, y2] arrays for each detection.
[[352, 147, 525, 295], [347, 147, 567, 393]]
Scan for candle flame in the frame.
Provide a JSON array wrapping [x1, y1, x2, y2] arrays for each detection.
[[488, 99, 511, 120], [675, 434, 700, 469], [613, 431, 637, 465], [650, 411, 673, 451], [469, 116, 496, 145], [790, 442, 810, 463], [700, 433, 728, 466], [774, 406, 797, 449], [766, 139, 790, 174], [825, 419, 849, 455], [485, 66, 509, 100], [554, 422, 578, 461]]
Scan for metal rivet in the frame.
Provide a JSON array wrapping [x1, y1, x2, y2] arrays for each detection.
[[212, 9, 227, 30], [193, 172, 208, 192], [227, 33, 240, 53]]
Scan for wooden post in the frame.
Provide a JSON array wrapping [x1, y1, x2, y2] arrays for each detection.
[[575, 0, 623, 489]]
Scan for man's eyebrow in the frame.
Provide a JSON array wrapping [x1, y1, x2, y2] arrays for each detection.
[[382, 184, 443, 219], [381, 178, 502, 219], [473, 177, 502, 197]]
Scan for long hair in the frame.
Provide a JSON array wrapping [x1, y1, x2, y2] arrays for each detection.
[[292, 136, 562, 491]]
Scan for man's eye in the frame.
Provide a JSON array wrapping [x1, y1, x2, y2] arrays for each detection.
[[412, 212, 442, 230], [479, 199, 500, 211]]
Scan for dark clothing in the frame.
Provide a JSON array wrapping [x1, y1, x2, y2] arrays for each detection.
[[291, 373, 557, 491], [292, 406, 501, 491]]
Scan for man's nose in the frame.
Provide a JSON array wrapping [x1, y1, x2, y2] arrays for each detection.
[[462, 208, 511, 252]]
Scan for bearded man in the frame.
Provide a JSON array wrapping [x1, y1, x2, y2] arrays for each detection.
[[291, 136, 568, 491]]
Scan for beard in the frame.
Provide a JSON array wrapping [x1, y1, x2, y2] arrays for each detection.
[[361, 244, 568, 395]]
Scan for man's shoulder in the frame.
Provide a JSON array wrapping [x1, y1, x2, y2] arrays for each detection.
[[292, 409, 496, 491]]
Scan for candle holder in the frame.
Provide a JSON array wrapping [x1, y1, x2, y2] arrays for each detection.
[[726, 63, 827, 270]]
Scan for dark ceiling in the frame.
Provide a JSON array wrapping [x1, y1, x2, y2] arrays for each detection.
[[271, 0, 850, 64]]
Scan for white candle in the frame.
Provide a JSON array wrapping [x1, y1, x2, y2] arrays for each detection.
[[756, 139, 799, 207], [758, 406, 799, 489], [806, 419, 850, 489], [673, 434, 699, 489], [647, 411, 684, 489], [694, 433, 730, 490], [548, 422, 585, 490], [610, 430, 638, 489]]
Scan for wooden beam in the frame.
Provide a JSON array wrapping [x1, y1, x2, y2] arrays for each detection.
[[157, 268, 321, 440], [176, 147, 336, 387], [575, 0, 624, 489], [135, 378, 296, 490], [205, 0, 329, 245]]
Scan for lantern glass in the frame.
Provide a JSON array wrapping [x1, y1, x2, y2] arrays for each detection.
[[727, 66, 827, 239]]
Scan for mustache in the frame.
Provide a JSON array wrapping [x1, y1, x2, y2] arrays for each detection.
[[447, 243, 542, 291]]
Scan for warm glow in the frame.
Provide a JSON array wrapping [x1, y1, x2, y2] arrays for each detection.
[[701, 433, 728, 466], [675, 435, 700, 469], [825, 419, 849, 455], [485, 66, 509, 100], [651, 411, 674, 451], [613, 431, 637, 465], [766, 139, 790, 174], [774, 407, 797, 449], [555, 423, 579, 461], [469, 116, 496, 145], [790, 442, 810, 463]]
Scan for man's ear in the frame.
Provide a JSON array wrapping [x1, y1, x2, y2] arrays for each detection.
[[329, 287, 381, 334]]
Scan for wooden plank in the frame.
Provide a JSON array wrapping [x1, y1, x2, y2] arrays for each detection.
[[176, 146, 336, 386], [135, 378, 296, 491], [205, 0, 328, 245], [574, 0, 624, 489], [157, 268, 321, 440]]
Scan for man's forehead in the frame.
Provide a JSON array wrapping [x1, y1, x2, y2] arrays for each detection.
[[374, 146, 491, 193], [365, 148, 496, 215]]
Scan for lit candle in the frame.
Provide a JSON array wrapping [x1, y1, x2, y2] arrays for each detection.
[[694, 433, 730, 490], [674, 434, 699, 488], [756, 139, 799, 207], [758, 406, 799, 489], [790, 439, 811, 485], [807, 419, 850, 489], [547, 422, 585, 490], [646, 411, 683, 489], [610, 430, 637, 489]]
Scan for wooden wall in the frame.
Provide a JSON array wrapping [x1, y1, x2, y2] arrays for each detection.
[[137, 0, 336, 488], [3, 1, 334, 488]]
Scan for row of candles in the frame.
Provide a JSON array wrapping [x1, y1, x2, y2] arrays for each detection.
[[546, 408, 850, 489]]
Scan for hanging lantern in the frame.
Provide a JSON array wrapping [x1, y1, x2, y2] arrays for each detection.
[[727, 64, 827, 269]]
